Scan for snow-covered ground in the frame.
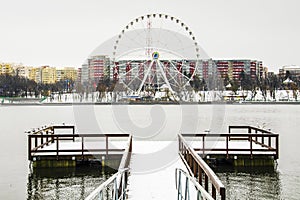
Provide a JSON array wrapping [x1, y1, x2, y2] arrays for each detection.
[[2, 89, 300, 104]]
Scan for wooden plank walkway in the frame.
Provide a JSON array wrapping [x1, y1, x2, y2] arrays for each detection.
[[28, 125, 279, 200], [27, 125, 132, 168], [189, 140, 276, 155], [181, 126, 279, 160], [33, 141, 128, 156], [127, 141, 189, 200]]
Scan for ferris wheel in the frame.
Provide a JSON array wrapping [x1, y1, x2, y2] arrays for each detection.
[[112, 13, 207, 97]]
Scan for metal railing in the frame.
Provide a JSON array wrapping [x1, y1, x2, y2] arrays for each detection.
[[176, 168, 214, 200], [26, 125, 75, 135], [183, 126, 279, 159], [85, 168, 129, 200], [178, 134, 226, 200], [118, 134, 132, 170], [228, 125, 279, 158], [85, 134, 132, 200], [28, 126, 130, 160]]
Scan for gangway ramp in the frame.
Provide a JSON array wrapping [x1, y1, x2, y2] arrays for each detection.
[[127, 141, 187, 199], [85, 139, 215, 200], [127, 140, 213, 200]]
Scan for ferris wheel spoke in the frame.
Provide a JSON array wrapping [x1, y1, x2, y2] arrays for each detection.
[[112, 13, 201, 99], [137, 60, 155, 93], [156, 17, 166, 51], [120, 27, 145, 49], [156, 60, 174, 93], [118, 60, 148, 78], [164, 60, 182, 88], [126, 76, 142, 90], [178, 62, 195, 80]]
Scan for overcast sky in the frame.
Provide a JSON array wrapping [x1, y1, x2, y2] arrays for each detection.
[[0, 0, 299, 72]]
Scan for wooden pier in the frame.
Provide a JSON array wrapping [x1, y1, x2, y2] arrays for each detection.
[[27, 124, 279, 199], [27, 125, 132, 168], [180, 125, 279, 167]]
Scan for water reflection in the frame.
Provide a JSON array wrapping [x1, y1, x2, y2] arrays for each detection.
[[27, 166, 116, 200], [215, 166, 282, 200]]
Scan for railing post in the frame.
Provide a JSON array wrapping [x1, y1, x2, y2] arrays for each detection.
[[99, 191, 103, 200], [28, 135, 32, 160], [56, 136, 59, 160], [51, 127, 54, 143], [250, 135, 253, 159], [198, 166, 202, 186], [72, 126, 75, 142], [82, 136, 84, 160], [204, 174, 208, 192], [106, 135, 108, 157], [248, 127, 251, 141], [212, 185, 216, 199], [177, 170, 181, 200], [190, 158, 193, 173], [122, 172, 126, 200], [220, 188, 226, 200], [202, 135, 205, 157], [276, 135, 279, 159], [35, 135, 38, 149], [114, 178, 118, 200], [46, 130, 49, 145], [41, 131, 44, 148], [255, 129, 258, 143], [193, 158, 197, 176], [129, 136, 132, 153], [184, 176, 189, 200], [226, 135, 229, 159]]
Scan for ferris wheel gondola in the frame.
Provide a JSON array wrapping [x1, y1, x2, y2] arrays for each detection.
[[111, 13, 208, 99]]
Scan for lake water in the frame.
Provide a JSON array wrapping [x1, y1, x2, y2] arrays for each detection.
[[0, 104, 299, 199]]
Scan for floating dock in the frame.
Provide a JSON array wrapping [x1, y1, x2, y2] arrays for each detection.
[[27, 125, 132, 169], [27, 125, 279, 199], [180, 126, 279, 167]]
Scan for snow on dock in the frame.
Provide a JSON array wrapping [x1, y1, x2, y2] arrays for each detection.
[[126, 141, 189, 200], [33, 141, 128, 156]]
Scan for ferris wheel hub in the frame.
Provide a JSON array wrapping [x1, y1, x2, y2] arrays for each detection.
[[152, 51, 160, 60]]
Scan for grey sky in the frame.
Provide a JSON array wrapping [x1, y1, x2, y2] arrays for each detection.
[[0, 0, 299, 72]]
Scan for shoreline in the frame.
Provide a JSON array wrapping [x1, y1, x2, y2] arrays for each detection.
[[2, 101, 300, 106]]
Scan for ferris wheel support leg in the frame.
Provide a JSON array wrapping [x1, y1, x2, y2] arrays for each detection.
[[137, 60, 155, 94], [156, 60, 175, 94]]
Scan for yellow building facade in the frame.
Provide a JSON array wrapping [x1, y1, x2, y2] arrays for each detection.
[[56, 67, 77, 82], [28, 67, 41, 83], [1, 63, 78, 84], [0, 63, 14, 75], [41, 66, 56, 84]]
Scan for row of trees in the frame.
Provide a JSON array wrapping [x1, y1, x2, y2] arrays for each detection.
[[223, 70, 300, 100], [93, 71, 299, 94], [0, 74, 75, 97], [229, 70, 299, 92], [2, 70, 300, 99]]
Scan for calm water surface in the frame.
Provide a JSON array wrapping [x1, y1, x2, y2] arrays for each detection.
[[0, 104, 299, 199]]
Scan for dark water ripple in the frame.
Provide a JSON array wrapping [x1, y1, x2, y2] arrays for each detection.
[[27, 166, 116, 200]]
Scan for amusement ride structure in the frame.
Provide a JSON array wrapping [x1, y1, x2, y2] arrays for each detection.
[[110, 13, 209, 101]]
